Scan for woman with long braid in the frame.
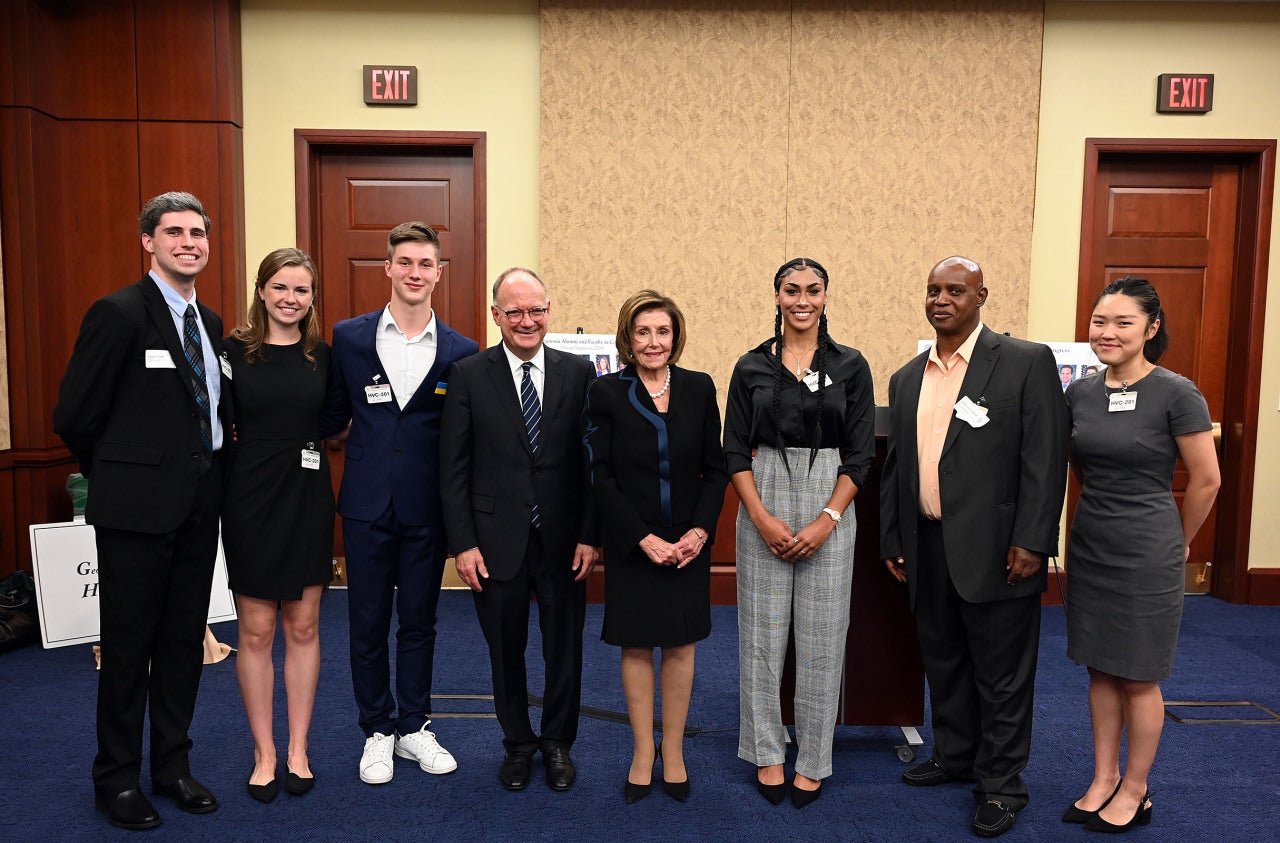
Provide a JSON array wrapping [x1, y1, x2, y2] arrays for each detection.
[[724, 258, 875, 808]]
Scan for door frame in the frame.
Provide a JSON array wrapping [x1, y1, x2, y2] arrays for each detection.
[[293, 128, 488, 343], [1078, 138, 1276, 604]]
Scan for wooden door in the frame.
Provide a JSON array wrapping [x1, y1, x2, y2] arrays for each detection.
[[297, 133, 487, 561], [1073, 156, 1238, 585]]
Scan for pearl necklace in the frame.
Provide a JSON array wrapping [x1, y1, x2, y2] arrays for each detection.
[[646, 366, 671, 398]]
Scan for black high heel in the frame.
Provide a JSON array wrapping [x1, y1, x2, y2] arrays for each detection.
[[624, 741, 658, 804], [1063, 779, 1122, 824], [790, 779, 823, 809], [1084, 792, 1153, 834], [756, 778, 787, 805], [659, 739, 690, 802]]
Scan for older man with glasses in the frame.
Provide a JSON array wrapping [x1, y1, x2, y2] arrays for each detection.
[[439, 267, 601, 792]]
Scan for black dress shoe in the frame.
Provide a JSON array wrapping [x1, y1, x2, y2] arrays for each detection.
[[1064, 780, 1122, 824], [95, 787, 162, 830], [790, 780, 823, 809], [902, 758, 952, 786], [972, 799, 1017, 838], [543, 746, 576, 792], [1085, 792, 1152, 834], [756, 778, 787, 805], [284, 768, 315, 796], [499, 751, 534, 791], [154, 776, 218, 814]]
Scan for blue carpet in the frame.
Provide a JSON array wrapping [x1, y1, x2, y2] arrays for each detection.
[[2, 591, 1279, 841]]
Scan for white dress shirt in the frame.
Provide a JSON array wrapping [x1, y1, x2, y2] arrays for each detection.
[[151, 272, 224, 450], [376, 305, 437, 406], [503, 342, 545, 403]]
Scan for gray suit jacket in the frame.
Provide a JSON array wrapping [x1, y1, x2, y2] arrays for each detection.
[[880, 326, 1068, 607]]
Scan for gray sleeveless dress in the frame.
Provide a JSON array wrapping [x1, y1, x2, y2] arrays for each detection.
[[1064, 367, 1211, 681]]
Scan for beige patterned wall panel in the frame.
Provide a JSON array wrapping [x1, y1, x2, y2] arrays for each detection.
[[542, 1, 1043, 402]]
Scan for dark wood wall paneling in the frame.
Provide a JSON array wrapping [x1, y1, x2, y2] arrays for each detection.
[[0, 0, 244, 578]]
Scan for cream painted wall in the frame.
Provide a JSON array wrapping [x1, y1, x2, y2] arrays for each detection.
[[240, 0, 540, 349], [1029, 1, 1280, 570]]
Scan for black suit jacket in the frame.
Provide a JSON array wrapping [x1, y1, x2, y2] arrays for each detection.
[[439, 345, 601, 581], [880, 326, 1068, 607], [583, 365, 728, 550], [53, 276, 231, 534]]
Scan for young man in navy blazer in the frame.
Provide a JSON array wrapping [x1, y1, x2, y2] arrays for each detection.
[[55, 191, 230, 830], [321, 222, 479, 784]]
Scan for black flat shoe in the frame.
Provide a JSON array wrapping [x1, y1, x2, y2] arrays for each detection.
[[544, 746, 576, 792], [1085, 792, 1153, 834], [284, 768, 315, 796], [247, 776, 279, 804], [662, 777, 690, 802], [1064, 780, 1122, 824], [154, 776, 218, 814], [95, 787, 162, 830], [973, 799, 1016, 838], [902, 758, 951, 786], [790, 780, 823, 809]]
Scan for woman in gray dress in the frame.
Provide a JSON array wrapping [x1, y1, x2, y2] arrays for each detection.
[[1063, 276, 1219, 833]]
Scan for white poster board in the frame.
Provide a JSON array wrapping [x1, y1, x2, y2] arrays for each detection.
[[545, 332, 619, 377], [28, 521, 237, 649], [916, 339, 1100, 391]]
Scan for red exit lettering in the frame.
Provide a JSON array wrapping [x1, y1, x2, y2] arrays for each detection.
[[1166, 76, 1208, 109], [371, 69, 410, 101]]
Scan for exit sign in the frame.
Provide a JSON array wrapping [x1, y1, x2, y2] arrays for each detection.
[[1157, 74, 1213, 113], [364, 65, 417, 106]]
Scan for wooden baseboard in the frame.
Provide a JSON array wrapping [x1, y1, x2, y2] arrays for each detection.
[[1248, 568, 1280, 605]]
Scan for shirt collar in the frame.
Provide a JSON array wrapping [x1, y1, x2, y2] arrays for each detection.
[[378, 304, 436, 342], [503, 342, 545, 374], [150, 271, 198, 317], [929, 321, 983, 369]]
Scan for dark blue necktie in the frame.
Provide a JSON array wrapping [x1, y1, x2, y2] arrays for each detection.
[[183, 305, 213, 474], [520, 362, 542, 527]]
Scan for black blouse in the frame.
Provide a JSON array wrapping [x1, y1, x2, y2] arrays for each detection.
[[723, 337, 875, 489]]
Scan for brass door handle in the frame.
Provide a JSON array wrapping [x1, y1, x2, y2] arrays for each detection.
[[1211, 421, 1222, 455]]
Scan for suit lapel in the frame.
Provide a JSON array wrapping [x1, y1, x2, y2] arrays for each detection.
[[405, 324, 455, 412], [354, 311, 396, 406], [484, 346, 534, 457], [140, 278, 201, 407], [541, 347, 565, 426], [897, 354, 927, 502], [940, 327, 998, 458]]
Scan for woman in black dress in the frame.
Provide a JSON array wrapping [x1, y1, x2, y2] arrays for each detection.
[[223, 248, 336, 803], [1062, 277, 1219, 832], [583, 290, 728, 804]]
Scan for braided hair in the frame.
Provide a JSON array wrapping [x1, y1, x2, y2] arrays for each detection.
[[771, 258, 832, 473]]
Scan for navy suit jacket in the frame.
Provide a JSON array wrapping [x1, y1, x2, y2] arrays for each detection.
[[880, 326, 1068, 608], [321, 309, 478, 527], [438, 344, 600, 581], [53, 276, 231, 534]]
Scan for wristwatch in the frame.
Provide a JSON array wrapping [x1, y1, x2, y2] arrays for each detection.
[[821, 507, 842, 527]]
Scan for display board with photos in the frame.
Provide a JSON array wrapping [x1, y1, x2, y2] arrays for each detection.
[[917, 339, 1100, 391]]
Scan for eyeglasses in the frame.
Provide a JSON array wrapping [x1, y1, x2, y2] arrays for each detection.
[[499, 307, 549, 324]]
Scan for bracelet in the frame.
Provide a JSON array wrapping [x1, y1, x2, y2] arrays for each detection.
[[693, 529, 706, 542], [821, 507, 842, 527]]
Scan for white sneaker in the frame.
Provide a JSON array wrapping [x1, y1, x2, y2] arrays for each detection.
[[394, 724, 458, 774], [359, 732, 395, 784]]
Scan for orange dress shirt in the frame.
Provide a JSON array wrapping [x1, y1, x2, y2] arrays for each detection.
[[916, 322, 984, 519]]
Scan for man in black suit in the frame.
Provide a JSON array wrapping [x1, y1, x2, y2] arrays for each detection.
[[439, 268, 600, 791], [54, 191, 230, 830], [881, 256, 1068, 838]]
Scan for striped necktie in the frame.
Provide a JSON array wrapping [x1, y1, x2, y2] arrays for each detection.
[[520, 362, 542, 527], [182, 305, 213, 474]]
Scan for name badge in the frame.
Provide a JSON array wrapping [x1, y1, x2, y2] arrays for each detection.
[[1108, 392, 1138, 412], [219, 354, 233, 380], [801, 369, 833, 393], [301, 445, 321, 470], [954, 395, 990, 428], [365, 383, 393, 404], [145, 349, 177, 369]]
